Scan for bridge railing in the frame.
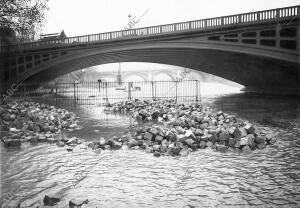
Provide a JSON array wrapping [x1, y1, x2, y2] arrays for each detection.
[[4, 5, 300, 52]]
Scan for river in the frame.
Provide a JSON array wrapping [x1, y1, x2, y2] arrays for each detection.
[[1, 92, 300, 208]]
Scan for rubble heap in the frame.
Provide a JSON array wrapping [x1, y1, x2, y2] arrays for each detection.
[[0, 100, 277, 157], [99, 99, 277, 156], [0, 102, 80, 147]]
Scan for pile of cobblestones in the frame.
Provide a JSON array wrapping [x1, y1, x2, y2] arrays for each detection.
[[100, 99, 277, 156], [0, 102, 81, 147]]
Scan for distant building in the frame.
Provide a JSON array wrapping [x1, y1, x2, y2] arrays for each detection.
[[40, 30, 67, 41], [117, 63, 122, 85]]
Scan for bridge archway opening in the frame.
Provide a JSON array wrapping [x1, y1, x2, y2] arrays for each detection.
[[71, 63, 243, 95], [153, 72, 174, 81], [34, 60, 245, 95], [100, 77, 116, 82], [23, 41, 296, 95], [124, 75, 147, 82]]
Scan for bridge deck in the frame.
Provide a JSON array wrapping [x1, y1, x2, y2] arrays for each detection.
[[2, 5, 300, 52]]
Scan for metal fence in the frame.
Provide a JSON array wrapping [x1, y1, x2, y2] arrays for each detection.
[[3, 80, 201, 105]]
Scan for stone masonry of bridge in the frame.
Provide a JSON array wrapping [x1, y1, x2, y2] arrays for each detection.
[[1, 5, 299, 96]]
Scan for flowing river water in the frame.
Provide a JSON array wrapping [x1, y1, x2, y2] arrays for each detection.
[[1, 92, 300, 208]]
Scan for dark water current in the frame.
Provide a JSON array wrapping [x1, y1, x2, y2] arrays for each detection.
[[1, 93, 300, 208]]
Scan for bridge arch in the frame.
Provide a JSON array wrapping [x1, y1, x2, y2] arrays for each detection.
[[9, 27, 299, 95], [19, 43, 299, 94], [3, 5, 300, 95]]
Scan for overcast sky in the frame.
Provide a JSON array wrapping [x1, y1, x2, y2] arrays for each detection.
[[43, 0, 300, 37]]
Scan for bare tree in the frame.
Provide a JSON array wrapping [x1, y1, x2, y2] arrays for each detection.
[[0, 0, 49, 42]]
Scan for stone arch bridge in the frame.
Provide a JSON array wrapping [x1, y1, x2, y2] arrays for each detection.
[[1, 5, 299, 95]]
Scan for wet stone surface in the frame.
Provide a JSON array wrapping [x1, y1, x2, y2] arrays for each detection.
[[1, 100, 277, 158], [0, 102, 81, 147], [101, 99, 278, 157]]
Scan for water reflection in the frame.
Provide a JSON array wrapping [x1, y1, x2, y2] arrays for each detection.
[[64, 106, 135, 141], [203, 93, 300, 130]]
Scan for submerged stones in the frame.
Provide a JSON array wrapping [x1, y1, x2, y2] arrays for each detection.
[[43, 194, 61, 206], [1, 99, 278, 157], [103, 99, 278, 156], [41, 194, 88, 207], [2, 138, 21, 147], [0, 102, 80, 148], [69, 198, 89, 208], [3, 200, 21, 208]]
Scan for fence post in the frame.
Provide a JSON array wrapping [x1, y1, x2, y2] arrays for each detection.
[[199, 80, 201, 102], [98, 80, 101, 92], [105, 82, 108, 103], [97, 80, 101, 104], [73, 82, 76, 103], [151, 81, 154, 99], [128, 82, 132, 100], [23, 84, 26, 102], [155, 82, 157, 99], [196, 80, 199, 103], [175, 80, 178, 103], [55, 82, 58, 105], [55, 83, 58, 97]]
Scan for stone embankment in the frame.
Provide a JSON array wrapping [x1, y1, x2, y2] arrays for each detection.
[[0, 102, 80, 147]]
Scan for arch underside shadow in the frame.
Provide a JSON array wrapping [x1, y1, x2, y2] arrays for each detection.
[[26, 47, 300, 95]]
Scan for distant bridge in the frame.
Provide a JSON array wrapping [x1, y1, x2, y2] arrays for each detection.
[[1, 5, 300, 95], [88, 70, 178, 82], [65, 68, 208, 82]]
